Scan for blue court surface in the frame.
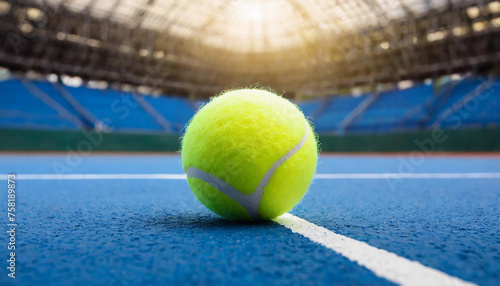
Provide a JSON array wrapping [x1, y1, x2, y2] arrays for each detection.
[[1, 153, 499, 286]]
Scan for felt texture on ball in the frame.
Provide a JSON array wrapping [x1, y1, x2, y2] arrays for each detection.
[[181, 89, 318, 221]]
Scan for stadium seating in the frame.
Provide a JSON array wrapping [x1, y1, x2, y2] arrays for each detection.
[[348, 84, 434, 133], [142, 96, 196, 132], [293, 99, 323, 118], [1, 77, 499, 134], [0, 79, 78, 130], [431, 77, 500, 129], [63, 86, 165, 132], [313, 95, 367, 132], [461, 78, 500, 127], [33, 81, 95, 129]]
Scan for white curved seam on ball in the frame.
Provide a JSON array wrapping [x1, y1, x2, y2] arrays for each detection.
[[185, 167, 262, 219], [251, 122, 310, 216], [185, 121, 310, 220]]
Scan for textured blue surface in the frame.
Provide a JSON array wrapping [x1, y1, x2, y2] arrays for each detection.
[[0, 154, 499, 286]]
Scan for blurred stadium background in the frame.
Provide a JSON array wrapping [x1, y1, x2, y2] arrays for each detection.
[[0, 0, 499, 152]]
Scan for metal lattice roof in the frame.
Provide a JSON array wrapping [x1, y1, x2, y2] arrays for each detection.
[[41, 0, 467, 52]]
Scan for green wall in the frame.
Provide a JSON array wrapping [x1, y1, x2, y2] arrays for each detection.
[[318, 127, 500, 152], [1, 127, 499, 153], [0, 128, 180, 152]]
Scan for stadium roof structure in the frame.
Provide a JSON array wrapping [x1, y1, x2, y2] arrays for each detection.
[[1, 0, 498, 97], [45, 0, 461, 53]]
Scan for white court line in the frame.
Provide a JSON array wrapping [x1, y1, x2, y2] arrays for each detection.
[[314, 173, 500, 179], [273, 213, 476, 286], [8, 174, 187, 180], [1, 173, 500, 180]]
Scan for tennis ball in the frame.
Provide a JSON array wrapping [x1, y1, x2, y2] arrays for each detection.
[[181, 89, 318, 221]]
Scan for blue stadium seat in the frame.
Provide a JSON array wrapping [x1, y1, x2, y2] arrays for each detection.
[[143, 96, 196, 133], [1, 77, 498, 134], [348, 85, 433, 133], [432, 78, 500, 128], [462, 78, 500, 127], [295, 99, 322, 118], [313, 95, 367, 132], [0, 79, 78, 130], [64, 86, 164, 132]]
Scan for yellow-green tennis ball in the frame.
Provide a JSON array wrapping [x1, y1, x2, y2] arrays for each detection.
[[181, 89, 318, 221]]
